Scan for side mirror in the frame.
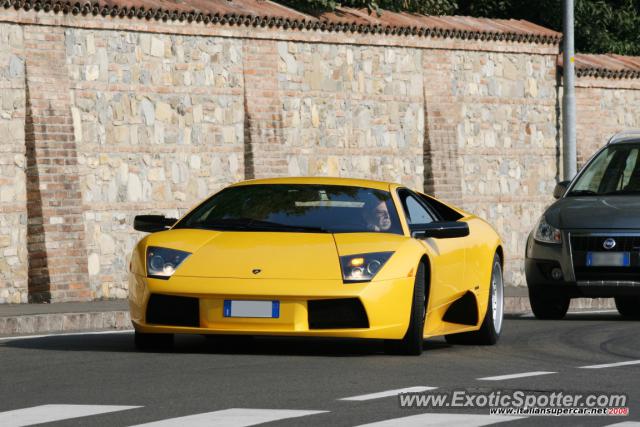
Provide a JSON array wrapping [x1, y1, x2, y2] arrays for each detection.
[[411, 221, 470, 239], [553, 180, 570, 199], [133, 215, 177, 233]]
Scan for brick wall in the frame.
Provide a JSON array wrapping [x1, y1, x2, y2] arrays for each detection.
[[0, 8, 634, 303]]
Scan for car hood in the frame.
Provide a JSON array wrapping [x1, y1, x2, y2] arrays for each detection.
[[146, 229, 406, 279], [546, 196, 640, 229]]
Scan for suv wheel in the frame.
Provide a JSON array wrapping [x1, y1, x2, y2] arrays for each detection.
[[615, 296, 640, 319], [529, 288, 570, 320]]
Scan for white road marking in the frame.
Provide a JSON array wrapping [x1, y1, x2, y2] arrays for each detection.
[[478, 371, 556, 381], [568, 309, 618, 314], [579, 360, 640, 369], [355, 413, 524, 427], [339, 386, 438, 401], [604, 423, 640, 427], [0, 330, 132, 342], [130, 408, 327, 427], [0, 404, 140, 427]]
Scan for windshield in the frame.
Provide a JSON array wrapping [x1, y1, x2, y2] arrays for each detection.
[[569, 144, 640, 196], [175, 184, 404, 234]]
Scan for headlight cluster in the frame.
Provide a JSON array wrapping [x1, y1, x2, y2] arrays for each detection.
[[340, 252, 393, 283], [146, 246, 191, 279], [534, 216, 562, 244]]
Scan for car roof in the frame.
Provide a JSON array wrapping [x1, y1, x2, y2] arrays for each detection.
[[229, 176, 395, 191], [608, 130, 640, 145]]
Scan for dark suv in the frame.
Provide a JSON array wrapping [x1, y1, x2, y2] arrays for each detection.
[[525, 131, 640, 319]]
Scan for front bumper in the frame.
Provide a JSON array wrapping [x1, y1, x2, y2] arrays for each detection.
[[129, 273, 415, 339], [525, 231, 640, 297]]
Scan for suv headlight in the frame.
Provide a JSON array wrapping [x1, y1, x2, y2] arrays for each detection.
[[534, 216, 562, 244], [340, 252, 393, 283], [146, 246, 191, 279]]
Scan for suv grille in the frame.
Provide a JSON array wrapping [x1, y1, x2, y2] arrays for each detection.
[[571, 234, 640, 281]]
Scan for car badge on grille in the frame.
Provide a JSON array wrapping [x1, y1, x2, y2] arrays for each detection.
[[603, 238, 616, 250], [252, 269, 261, 275]]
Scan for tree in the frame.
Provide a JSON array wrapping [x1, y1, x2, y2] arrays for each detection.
[[275, 0, 640, 55], [277, 0, 456, 15], [456, 0, 640, 55]]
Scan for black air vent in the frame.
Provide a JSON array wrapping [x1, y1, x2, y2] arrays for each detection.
[[308, 298, 369, 329], [146, 294, 200, 327]]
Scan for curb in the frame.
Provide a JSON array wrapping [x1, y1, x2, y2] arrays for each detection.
[[0, 297, 618, 337], [0, 311, 132, 336]]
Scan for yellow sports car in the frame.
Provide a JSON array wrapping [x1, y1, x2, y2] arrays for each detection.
[[129, 177, 504, 355]]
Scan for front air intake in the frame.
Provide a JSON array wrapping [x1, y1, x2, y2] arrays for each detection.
[[146, 294, 200, 327], [308, 298, 369, 329]]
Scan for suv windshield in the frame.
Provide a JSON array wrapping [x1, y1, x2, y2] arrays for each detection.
[[569, 144, 640, 196], [175, 184, 403, 234]]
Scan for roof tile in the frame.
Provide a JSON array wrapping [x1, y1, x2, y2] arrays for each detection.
[[1, 0, 562, 44]]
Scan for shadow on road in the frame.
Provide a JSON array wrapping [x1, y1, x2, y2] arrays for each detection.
[[1, 332, 452, 357], [506, 312, 628, 321]]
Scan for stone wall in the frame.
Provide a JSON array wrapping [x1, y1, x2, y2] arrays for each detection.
[[66, 29, 245, 298], [1, 7, 634, 303], [454, 52, 559, 286], [575, 78, 640, 167], [0, 23, 27, 303]]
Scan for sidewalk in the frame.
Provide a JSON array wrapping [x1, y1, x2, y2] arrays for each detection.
[[0, 289, 615, 336]]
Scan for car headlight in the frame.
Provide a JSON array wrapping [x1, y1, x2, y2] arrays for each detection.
[[340, 252, 393, 283], [534, 216, 562, 244], [146, 246, 191, 279]]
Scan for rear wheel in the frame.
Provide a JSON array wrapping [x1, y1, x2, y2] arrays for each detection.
[[384, 262, 426, 356], [529, 288, 570, 320], [134, 331, 174, 351], [615, 296, 640, 319], [445, 253, 503, 345]]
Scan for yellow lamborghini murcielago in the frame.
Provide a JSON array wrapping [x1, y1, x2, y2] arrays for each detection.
[[129, 177, 504, 355]]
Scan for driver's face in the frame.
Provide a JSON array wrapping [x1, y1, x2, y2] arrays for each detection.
[[373, 201, 391, 231]]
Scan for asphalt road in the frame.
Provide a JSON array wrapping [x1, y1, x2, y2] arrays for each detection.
[[0, 311, 639, 427]]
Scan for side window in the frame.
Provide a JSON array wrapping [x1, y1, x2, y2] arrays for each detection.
[[417, 193, 463, 221], [400, 192, 435, 225]]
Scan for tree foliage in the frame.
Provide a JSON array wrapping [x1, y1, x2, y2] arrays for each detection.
[[276, 0, 640, 55]]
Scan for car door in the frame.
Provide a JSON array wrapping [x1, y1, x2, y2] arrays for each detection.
[[397, 189, 468, 314], [416, 191, 491, 312]]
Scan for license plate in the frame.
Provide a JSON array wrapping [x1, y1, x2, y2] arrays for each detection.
[[586, 252, 630, 267], [223, 300, 280, 318]]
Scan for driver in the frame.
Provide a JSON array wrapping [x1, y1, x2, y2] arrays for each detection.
[[364, 200, 392, 232]]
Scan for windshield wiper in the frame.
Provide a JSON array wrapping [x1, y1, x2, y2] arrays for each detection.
[[601, 189, 640, 196], [566, 190, 598, 197], [192, 218, 328, 233]]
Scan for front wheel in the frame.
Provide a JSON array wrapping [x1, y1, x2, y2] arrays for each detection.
[[134, 331, 174, 351], [529, 288, 570, 320], [384, 262, 426, 355], [615, 296, 640, 319], [445, 253, 503, 345]]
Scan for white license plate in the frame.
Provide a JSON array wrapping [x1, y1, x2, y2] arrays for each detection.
[[223, 300, 280, 318], [586, 252, 630, 267]]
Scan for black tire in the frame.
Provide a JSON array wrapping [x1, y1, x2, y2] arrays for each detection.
[[445, 253, 503, 345], [615, 296, 640, 319], [134, 331, 174, 351], [528, 288, 570, 320], [384, 262, 426, 356]]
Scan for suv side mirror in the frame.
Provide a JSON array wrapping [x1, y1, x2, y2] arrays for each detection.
[[134, 215, 177, 233], [411, 221, 470, 239], [553, 180, 570, 199]]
